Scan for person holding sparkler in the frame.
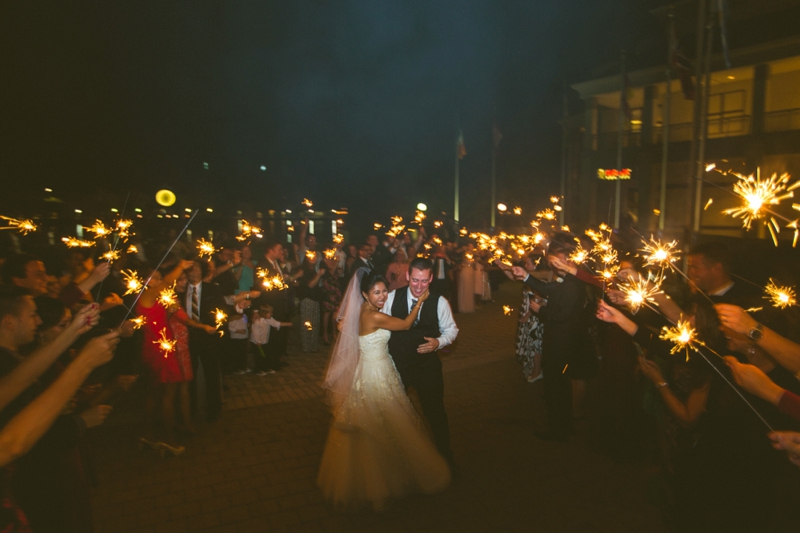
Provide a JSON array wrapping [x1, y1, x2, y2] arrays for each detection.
[[178, 260, 228, 423], [134, 259, 196, 455], [598, 291, 800, 531], [512, 241, 595, 441]]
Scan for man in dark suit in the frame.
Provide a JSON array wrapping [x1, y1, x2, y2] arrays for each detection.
[[367, 234, 392, 276], [383, 257, 460, 471], [179, 259, 226, 421], [349, 242, 375, 277], [513, 241, 593, 441]]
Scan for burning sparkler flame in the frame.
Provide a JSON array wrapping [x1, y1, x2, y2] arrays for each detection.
[[154, 328, 177, 358], [196, 238, 216, 258], [723, 172, 798, 230], [659, 319, 697, 355], [158, 284, 178, 309], [764, 279, 797, 309], [640, 237, 681, 271], [618, 271, 664, 313], [121, 269, 144, 296]]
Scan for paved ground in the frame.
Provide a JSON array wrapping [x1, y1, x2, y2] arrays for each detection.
[[91, 282, 669, 533]]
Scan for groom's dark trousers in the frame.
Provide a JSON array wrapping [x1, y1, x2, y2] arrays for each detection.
[[388, 287, 453, 464]]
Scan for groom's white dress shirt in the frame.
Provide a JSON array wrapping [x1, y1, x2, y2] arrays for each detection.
[[381, 290, 459, 350]]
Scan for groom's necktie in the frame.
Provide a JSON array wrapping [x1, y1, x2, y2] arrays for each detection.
[[411, 298, 419, 325]]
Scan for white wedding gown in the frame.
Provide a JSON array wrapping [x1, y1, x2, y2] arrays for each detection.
[[317, 328, 451, 510]]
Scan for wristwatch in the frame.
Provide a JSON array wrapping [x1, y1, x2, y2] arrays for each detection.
[[747, 323, 764, 342]]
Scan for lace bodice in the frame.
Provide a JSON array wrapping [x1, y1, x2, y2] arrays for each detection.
[[359, 329, 391, 361]]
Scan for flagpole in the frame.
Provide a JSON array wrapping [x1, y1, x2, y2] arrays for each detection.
[[659, 10, 674, 234], [560, 84, 568, 226], [490, 127, 497, 231], [687, 0, 707, 243], [454, 130, 460, 223], [692, 0, 714, 234], [614, 49, 626, 229]]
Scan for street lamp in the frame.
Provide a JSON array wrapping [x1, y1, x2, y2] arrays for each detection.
[[417, 203, 428, 212], [497, 203, 507, 212]]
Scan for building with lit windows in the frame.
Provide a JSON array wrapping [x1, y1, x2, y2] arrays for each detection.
[[567, 0, 800, 243]]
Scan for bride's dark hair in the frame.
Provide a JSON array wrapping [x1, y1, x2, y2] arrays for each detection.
[[360, 271, 388, 296]]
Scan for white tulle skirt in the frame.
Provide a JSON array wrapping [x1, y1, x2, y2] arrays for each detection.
[[317, 329, 451, 510]]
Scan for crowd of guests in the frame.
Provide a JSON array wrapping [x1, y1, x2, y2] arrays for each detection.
[[501, 233, 800, 532], [0, 217, 502, 532], [7, 212, 800, 532]]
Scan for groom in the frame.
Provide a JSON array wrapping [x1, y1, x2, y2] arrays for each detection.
[[382, 257, 460, 471]]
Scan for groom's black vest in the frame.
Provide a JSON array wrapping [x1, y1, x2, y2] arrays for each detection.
[[387, 286, 441, 366]]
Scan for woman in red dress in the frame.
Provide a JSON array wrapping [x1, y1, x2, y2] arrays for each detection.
[[135, 260, 205, 455]]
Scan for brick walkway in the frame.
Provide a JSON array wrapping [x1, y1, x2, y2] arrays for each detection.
[[91, 282, 668, 532]]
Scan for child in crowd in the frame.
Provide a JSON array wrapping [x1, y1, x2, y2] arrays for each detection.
[[250, 304, 292, 376], [229, 312, 250, 374]]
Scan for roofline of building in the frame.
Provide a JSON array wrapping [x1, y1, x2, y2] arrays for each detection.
[[571, 35, 800, 99]]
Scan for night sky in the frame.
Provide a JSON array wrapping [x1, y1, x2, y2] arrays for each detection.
[[2, 0, 663, 229]]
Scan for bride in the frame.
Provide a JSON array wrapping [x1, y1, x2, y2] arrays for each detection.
[[317, 268, 451, 510]]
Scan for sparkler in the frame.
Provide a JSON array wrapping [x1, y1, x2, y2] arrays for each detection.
[[660, 319, 697, 356], [212, 308, 228, 335], [302, 198, 313, 208], [323, 249, 337, 260], [304, 321, 313, 330], [305, 250, 317, 261], [196, 238, 216, 258], [503, 305, 513, 316], [640, 237, 681, 272], [129, 316, 146, 330], [414, 210, 426, 224], [256, 269, 287, 291], [236, 219, 263, 241], [618, 271, 665, 314], [154, 328, 177, 358], [333, 234, 344, 244], [127, 245, 138, 254], [85, 220, 110, 238], [101, 250, 120, 263], [764, 279, 797, 309], [121, 270, 144, 296], [115, 219, 133, 240], [158, 284, 178, 309], [722, 171, 799, 229], [0, 216, 38, 234], [568, 244, 589, 264], [62, 237, 96, 248], [513, 207, 522, 215]]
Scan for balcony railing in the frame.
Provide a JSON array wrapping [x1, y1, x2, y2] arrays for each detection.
[[764, 108, 800, 132], [593, 115, 751, 150]]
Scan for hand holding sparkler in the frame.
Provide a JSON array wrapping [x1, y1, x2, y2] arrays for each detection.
[[77, 330, 120, 368], [723, 356, 785, 406], [768, 432, 800, 468], [549, 255, 578, 276], [68, 303, 101, 336], [511, 266, 527, 281], [715, 304, 759, 336]]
